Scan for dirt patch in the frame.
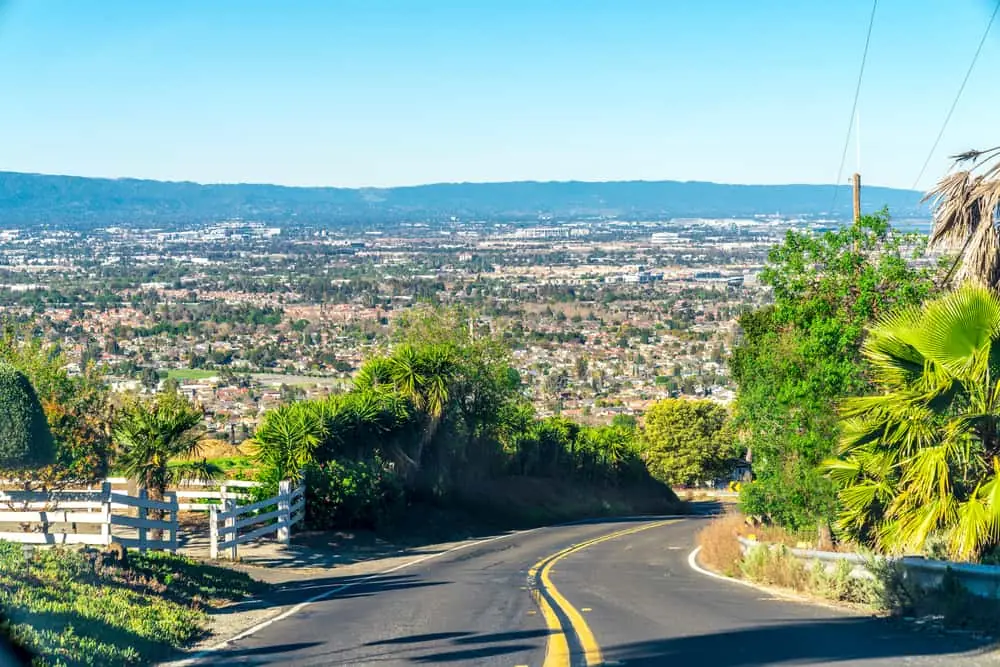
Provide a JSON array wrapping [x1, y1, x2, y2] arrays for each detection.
[[182, 439, 248, 460]]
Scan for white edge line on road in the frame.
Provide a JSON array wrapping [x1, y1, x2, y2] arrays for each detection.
[[687, 546, 871, 613], [687, 546, 762, 588], [165, 514, 691, 666], [164, 530, 534, 667]]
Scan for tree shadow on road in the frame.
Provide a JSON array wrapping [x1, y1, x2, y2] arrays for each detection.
[[210, 571, 450, 615], [206, 628, 550, 665], [601, 617, 998, 666]]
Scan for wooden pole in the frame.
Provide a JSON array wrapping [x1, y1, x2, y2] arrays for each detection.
[[852, 172, 862, 222]]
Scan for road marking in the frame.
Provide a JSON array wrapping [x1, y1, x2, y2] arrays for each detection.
[[529, 519, 678, 667], [687, 545, 775, 590], [166, 514, 689, 667], [581, 607, 592, 612], [164, 529, 543, 667]]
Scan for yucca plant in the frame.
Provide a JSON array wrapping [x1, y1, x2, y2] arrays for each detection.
[[354, 344, 457, 474], [827, 283, 1000, 560], [250, 401, 325, 483]]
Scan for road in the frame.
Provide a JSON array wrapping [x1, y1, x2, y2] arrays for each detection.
[[206, 517, 998, 666]]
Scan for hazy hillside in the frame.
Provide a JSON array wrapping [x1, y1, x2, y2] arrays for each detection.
[[0, 171, 929, 227]]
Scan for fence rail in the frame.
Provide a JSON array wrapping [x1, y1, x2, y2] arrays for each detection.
[[1, 477, 303, 557], [0, 482, 179, 552], [738, 537, 1000, 599], [210, 479, 305, 559]]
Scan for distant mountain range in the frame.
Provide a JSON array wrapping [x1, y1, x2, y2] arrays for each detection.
[[0, 171, 931, 228]]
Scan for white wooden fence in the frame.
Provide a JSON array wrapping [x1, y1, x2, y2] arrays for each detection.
[[0, 476, 305, 557], [210, 479, 306, 559], [0, 482, 178, 551]]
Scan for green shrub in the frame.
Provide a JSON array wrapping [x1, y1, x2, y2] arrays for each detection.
[[0, 362, 54, 470], [304, 458, 405, 530]]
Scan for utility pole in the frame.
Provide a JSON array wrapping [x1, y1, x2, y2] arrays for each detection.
[[852, 172, 862, 223]]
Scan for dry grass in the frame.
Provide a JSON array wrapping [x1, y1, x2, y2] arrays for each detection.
[[696, 513, 746, 576], [187, 439, 247, 460], [696, 513, 838, 577]]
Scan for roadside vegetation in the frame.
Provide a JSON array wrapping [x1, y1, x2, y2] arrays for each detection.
[[0, 541, 265, 667], [2, 302, 738, 663], [702, 148, 1000, 628], [248, 306, 702, 532]]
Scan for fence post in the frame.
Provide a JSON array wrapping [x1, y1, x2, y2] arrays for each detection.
[[166, 491, 178, 553], [277, 479, 291, 545], [100, 481, 112, 547], [137, 487, 148, 553], [224, 497, 237, 560], [209, 503, 219, 559]]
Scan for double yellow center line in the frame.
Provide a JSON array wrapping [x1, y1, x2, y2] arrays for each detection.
[[527, 519, 678, 667]]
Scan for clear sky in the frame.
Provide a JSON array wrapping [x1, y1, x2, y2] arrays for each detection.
[[0, 0, 998, 190]]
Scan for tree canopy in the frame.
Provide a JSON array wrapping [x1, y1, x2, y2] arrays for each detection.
[[0, 362, 54, 472], [731, 211, 937, 529], [642, 398, 736, 487]]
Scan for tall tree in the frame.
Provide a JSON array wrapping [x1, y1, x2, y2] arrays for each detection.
[[0, 363, 54, 473], [642, 398, 735, 487], [731, 212, 936, 530]]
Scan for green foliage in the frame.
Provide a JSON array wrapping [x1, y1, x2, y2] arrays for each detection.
[[828, 283, 1000, 560], [1, 329, 113, 483], [115, 391, 219, 504], [739, 544, 882, 606], [731, 211, 935, 529], [251, 304, 675, 531], [0, 543, 264, 667], [642, 398, 736, 486], [0, 362, 54, 471], [303, 459, 405, 530]]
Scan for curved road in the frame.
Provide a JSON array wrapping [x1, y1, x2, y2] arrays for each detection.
[[207, 518, 998, 666]]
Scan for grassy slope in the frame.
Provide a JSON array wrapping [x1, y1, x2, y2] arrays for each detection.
[[366, 476, 685, 546], [453, 476, 683, 528], [0, 543, 267, 667]]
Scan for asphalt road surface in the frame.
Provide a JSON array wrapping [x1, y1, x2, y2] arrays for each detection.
[[205, 517, 999, 666]]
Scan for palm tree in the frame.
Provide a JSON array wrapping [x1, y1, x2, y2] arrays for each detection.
[[115, 392, 219, 538], [925, 146, 1000, 288], [827, 283, 1000, 560]]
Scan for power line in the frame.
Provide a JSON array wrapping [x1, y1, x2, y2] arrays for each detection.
[[911, 0, 1000, 191], [832, 0, 879, 214]]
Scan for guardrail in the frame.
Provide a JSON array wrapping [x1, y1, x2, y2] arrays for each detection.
[[738, 537, 1000, 599], [209, 479, 305, 559]]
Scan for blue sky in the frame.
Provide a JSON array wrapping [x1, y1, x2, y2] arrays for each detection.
[[0, 0, 997, 190]]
